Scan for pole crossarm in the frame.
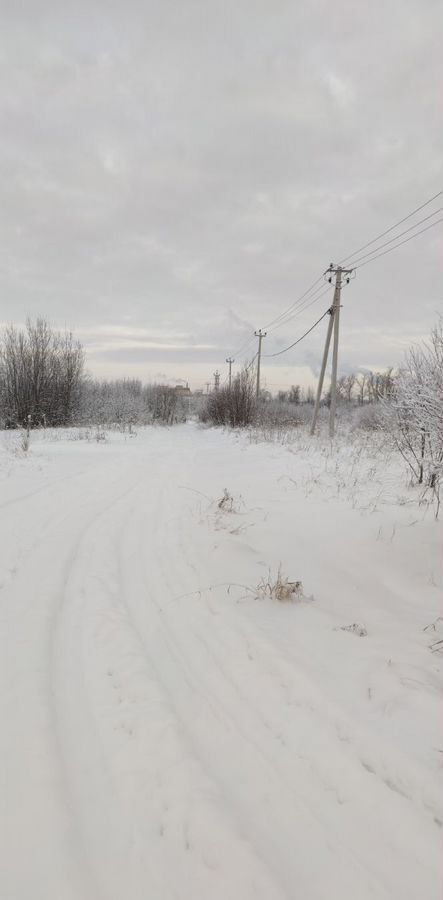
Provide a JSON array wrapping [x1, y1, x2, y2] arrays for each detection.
[[325, 263, 354, 280]]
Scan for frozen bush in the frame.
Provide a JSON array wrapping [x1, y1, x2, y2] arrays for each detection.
[[352, 403, 384, 432], [200, 367, 256, 427]]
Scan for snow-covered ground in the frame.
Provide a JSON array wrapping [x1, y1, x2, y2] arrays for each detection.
[[1, 422, 442, 900]]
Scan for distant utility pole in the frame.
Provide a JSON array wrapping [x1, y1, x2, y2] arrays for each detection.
[[311, 264, 353, 438], [254, 329, 267, 399], [225, 357, 234, 389], [205, 382, 210, 394], [213, 370, 220, 392]]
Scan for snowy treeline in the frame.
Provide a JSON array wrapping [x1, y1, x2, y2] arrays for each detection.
[[0, 319, 190, 428], [79, 379, 188, 427], [1, 316, 441, 494], [276, 368, 395, 407]]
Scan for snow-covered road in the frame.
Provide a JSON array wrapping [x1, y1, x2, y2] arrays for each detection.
[[1, 424, 442, 899]]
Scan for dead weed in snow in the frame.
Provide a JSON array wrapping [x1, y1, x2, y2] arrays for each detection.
[[255, 565, 306, 603], [217, 488, 245, 514]]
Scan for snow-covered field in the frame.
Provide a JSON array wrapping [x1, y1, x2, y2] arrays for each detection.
[[1, 422, 442, 900]]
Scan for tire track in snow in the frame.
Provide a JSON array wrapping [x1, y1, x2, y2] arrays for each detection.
[[117, 461, 369, 899], [0, 452, 161, 900], [2, 426, 441, 900], [117, 444, 441, 900], [50, 449, 285, 900]]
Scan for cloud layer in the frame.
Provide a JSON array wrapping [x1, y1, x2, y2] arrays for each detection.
[[1, 0, 442, 388]]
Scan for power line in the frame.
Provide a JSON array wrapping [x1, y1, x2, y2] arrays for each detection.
[[264, 191, 442, 340], [269, 282, 333, 334], [264, 306, 332, 358], [227, 282, 333, 365], [345, 207, 443, 268], [354, 215, 443, 270], [264, 202, 442, 354], [229, 275, 326, 360], [230, 331, 257, 360], [339, 189, 442, 265], [262, 274, 324, 331], [267, 280, 329, 333], [225, 188, 442, 363], [245, 351, 258, 372]]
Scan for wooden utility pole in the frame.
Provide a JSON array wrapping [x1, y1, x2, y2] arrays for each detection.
[[329, 268, 343, 438], [213, 370, 220, 392], [226, 357, 234, 390], [310, 264, 353, 437], [254, 329, 267, 399], [310, 308, 335, 435]]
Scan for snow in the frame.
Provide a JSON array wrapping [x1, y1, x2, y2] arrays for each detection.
[[1, 423, 442, 900]]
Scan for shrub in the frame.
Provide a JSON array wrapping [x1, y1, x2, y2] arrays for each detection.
[[200, 367, 256, 427]]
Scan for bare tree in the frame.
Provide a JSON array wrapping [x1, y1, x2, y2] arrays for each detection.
[[0, 318, 84, 427], [287, 385, 301, 404], [355, 372, 368, 405], [337, 373, 356, 402]]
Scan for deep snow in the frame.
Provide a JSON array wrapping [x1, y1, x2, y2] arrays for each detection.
[[1, 423, 442, 899]]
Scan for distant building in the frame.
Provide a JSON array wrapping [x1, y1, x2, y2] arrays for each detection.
[[174, 383, 192, 397]]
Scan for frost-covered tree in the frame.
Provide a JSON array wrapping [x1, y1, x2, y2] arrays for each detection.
[[0, 318, 84, 426], [386, 320, 443, 488], [79, 378, 149, 427]]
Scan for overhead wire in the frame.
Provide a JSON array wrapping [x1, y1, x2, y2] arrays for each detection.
[[230, 283, 334, 373], [225, 188, 442, 366], [264, 306, 332, 358], [268, 281, 333, 333], [225, 277, 334, 368], [263, 279, 351, 361], [343, 207, 443, 268], [262, 274, 325, 331], [244, 352, 258, 372], [353, 215, 443, 270], [260, 195, 443, 353], [339, 188, 442, 265], [228, 275, 327, 362], [229, 331, 257, 361]]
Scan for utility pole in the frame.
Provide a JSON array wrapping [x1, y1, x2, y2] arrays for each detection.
[[213, 370, 220, 392], [205, 382, 210, 394], [310, 264, 353, 437], [329, 268, 343, 438], [254, 329, 267, 400], [226, 357, 234, 390], [310, 306, 335, 435]]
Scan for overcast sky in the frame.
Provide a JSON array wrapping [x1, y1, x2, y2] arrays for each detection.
[[1, 0, 442, 390]]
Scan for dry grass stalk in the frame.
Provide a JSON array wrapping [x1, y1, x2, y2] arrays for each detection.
[[256, 565, 303, 603]]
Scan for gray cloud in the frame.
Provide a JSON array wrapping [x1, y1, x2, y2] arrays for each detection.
[[0, 0, 442, 389]]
